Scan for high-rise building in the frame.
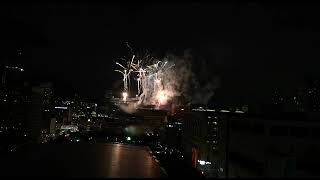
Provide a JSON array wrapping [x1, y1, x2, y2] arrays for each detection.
[[306, 79, 320, 112], [27, 83, 54, 142], [134, 108, 168, 134], [49, 118, 56, 134], [39, 82, 53, 111], [27, 87, 43, 141], [271, 89, 285, 112], [181, 106, 228, 178], [227, 112, 320, 177], [161, 116, 182, 150], [0, 65, 29, 142], [62, 110, 72, 125]]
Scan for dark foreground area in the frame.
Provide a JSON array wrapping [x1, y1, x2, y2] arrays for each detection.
[[0, 143, 166, 178]]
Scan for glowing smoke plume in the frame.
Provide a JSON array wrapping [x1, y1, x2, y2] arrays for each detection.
[[114, 45, 218, 111]]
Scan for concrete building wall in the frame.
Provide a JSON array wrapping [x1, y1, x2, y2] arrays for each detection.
[[228, 114, 320, 177]]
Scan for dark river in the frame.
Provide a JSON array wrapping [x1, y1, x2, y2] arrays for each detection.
[[0, 143, 166, 178]]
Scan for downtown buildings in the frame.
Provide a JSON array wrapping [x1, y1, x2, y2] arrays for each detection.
[[28, 83, 54, 142], [0, 65, 29, 147], [0, 64, 56, 144], [178, 104, 320, 178]]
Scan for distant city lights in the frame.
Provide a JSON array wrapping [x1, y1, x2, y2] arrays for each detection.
[[55, 106, 68, 110], [5, 66, 24, 72], [220, 110, 230, 113], [192, 108, 215, 112], [198, 160, 206, 165], [198, 160, 211, 166]]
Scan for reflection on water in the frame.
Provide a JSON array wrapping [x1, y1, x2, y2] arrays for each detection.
[[1, 143, 165, 178], [107, 144, 121, 177]]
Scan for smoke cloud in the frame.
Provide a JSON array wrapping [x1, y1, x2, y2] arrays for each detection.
[[115, 48, 219, 113]]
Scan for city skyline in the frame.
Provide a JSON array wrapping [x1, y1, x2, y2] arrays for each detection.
[[1, 2, 320, 178]]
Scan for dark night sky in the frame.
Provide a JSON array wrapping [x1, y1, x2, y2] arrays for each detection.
[[1, 2, 320, 104]]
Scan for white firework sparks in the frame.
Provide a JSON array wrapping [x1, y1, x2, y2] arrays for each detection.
[[114, 46, 176, 109]]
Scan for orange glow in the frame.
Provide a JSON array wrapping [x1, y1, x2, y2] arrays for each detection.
[[157, 91, 168, 105], [122, 92, 128, 101], [192, 147, 199, 167]]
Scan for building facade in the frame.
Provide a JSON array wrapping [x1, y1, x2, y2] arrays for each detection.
[[181, 107, 229, 178], [27, 83, 54, 142], [227, 112, 320, 177], [0, 65, 29, 147]]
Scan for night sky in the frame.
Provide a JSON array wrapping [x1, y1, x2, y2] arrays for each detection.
[[1, 2, 320, 104]]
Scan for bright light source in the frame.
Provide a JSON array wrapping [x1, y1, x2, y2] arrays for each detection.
[[181, 108, 184, 111], [220, 110, 230, 113], [88, 119, 91, 122], [122, 92, 128, 101], [126, 137, 131, 141], [76, 139, 80, 142], [198, 160, 206, 165], [55, 106, 67, 109], [157, 91, 167, 105]]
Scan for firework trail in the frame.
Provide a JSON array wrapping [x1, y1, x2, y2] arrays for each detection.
[[114, 44, 177, 108], [114, 44, 216, 111]]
